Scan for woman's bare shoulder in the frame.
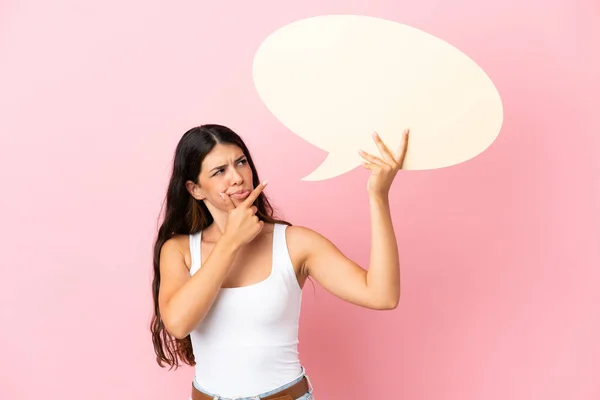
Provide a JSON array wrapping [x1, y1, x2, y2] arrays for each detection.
[[284, 225, 320, 272], [163, 233, 190, 249], [285, 224, 321, 245], [162, 234, 192, 271]]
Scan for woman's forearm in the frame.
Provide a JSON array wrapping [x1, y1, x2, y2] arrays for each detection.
[[163, 236, 240, 338], [366, 194, 400, 308]]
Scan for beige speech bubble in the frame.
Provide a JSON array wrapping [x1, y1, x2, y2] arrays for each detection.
[[252, 15, 503, 181]]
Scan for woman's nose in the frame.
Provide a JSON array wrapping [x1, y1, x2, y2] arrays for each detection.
[[230, 169, 243, 184]]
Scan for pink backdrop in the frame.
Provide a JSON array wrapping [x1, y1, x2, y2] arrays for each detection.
[[1, 1, 599, 399]]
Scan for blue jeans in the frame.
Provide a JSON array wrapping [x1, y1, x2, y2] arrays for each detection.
[[190, 367, 314, 400]]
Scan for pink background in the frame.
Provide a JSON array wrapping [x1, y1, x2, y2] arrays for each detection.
[[1, 1, 599, 399]]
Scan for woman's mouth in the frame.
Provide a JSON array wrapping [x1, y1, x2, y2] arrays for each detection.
[[230, 190, 251, 199]]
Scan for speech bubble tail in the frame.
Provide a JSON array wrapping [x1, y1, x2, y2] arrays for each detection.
[[300, 152, 358, 182]]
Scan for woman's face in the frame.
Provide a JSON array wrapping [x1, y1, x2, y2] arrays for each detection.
[[193, 143, 254, 209]]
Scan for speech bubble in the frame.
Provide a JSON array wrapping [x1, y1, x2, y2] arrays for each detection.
[[252, 15, 504, 181]]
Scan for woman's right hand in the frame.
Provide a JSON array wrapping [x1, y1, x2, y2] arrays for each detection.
[[219, 181, 268, 248]]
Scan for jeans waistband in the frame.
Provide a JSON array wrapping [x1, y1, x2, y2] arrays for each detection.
[[192, 366, 313, 400]]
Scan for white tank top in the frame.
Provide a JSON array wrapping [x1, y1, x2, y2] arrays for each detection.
[[188, 223, 303, 397]]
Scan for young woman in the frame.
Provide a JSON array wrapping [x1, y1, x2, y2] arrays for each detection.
[[151, 124, 409, 400]]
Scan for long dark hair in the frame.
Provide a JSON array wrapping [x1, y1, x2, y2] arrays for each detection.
[[150, 124, 291, 369]]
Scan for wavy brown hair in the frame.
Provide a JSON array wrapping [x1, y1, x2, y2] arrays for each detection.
[[150, 124, 291, 369]]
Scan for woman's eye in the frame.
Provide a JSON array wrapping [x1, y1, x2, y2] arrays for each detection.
[[212, 160, 245, 177]]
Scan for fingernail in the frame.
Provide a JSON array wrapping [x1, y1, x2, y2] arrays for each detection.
[[262, 180, 268, 186]]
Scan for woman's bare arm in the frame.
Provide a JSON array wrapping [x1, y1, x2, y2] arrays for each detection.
[[158, 235, 240, 339]]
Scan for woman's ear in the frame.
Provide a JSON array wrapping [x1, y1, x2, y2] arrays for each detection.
[[185, 180, 205, 200]]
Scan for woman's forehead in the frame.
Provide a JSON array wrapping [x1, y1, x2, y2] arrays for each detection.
[[203, 144, 245, 165]]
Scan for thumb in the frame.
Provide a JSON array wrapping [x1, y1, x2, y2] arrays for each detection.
[[219, 192, 236, 212]]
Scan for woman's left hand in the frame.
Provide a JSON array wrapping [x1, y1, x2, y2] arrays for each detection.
[[359, 128, 410, 198]]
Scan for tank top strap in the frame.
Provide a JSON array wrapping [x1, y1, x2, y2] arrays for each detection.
[[272, 223, 297, 283], [189, 231, 202, 276]]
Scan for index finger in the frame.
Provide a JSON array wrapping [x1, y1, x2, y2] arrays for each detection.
[[373, 131, 397, 166], [242, 180, 268, 208]]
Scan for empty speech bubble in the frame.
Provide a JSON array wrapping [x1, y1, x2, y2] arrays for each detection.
[[252, 14, 504, 181]]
